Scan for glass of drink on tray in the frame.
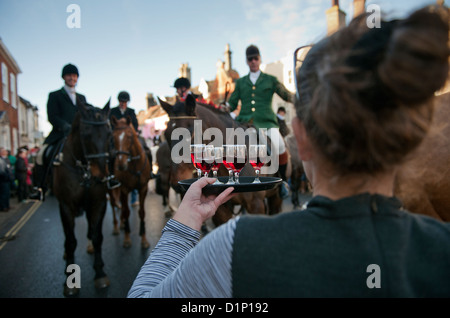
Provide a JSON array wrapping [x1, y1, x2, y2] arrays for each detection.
[[205, 145, 223, 184], [222, 145, 235, 184], [224, 144, 247, 184], [249, 144, 267, 183], [190, 144, 205, 178]]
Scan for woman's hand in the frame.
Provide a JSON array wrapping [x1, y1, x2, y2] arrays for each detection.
[[173, 177, 235, 231]]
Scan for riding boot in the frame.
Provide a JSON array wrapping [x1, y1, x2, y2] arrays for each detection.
[[107, 177, 121, 189], [279, 163, 287, 182], [29, 188, 41, 200], [278, 151, 289, 181], [278, 152, 289, 199], [29, 164, 46, 201], [107, 157, 121, 189]]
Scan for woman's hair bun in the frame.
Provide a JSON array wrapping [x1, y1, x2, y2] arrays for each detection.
[[378, 5, 449, 107]]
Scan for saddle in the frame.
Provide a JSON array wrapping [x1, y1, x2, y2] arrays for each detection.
[[31, 139, 66, 201], [36, 141, 63, 167]]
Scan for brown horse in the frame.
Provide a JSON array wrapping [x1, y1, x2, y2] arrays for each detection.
[[394, 91, 450, 222], [158, 94, 283, 226], [52, 101, 112, 297], [111, 116, 152, 248]]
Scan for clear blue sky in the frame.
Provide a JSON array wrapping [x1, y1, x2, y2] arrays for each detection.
[[0, 0, 441, 135]]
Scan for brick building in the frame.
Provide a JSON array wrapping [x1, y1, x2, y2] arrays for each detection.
[[0, 37, 21, 152]]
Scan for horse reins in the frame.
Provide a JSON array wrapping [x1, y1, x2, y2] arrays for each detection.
[[169, 116, 197, 120], [65, 118, 112, 187]]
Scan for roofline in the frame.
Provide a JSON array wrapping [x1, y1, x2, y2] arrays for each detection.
[[0, 37, 22, 74]]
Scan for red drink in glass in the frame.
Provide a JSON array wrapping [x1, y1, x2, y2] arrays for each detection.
[[250, 157, 264, 169]]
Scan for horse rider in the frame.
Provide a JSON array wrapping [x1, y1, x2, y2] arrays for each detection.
[[172, 77, 200, 115], [30, 63, 118, 200], [110, 91, 139, 131], [227, 45, 293, 197], [173, 77, 193, 102], [109, 91, 153, 192]]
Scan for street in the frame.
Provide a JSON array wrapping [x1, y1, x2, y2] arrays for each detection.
[[0, 184, 311, 298]]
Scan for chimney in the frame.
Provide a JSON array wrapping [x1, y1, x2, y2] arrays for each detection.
[[326, 0, 346, 35], [353, 0, 365, 18], [146, 93, 157, 108], [178, 63, 191, 82], [224, 43, 232, 72]]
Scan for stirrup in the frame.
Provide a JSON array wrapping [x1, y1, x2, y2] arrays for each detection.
[[53, 153, 63, 166], [107, 178, 121, 190], [29, 188, 44, 201]]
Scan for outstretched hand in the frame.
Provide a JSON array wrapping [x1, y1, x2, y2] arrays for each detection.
[[173, 177, 235, 231]]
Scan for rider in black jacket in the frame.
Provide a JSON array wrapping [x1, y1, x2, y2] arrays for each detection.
[[30, 64, 119, 200]]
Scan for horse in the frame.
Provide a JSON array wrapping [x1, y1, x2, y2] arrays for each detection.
[[158, 94, 283, 227], [394, 91, 450, 222], [285, 133, 309, 209], [110, 116, 152, 248], [52, 100, 112, 297]]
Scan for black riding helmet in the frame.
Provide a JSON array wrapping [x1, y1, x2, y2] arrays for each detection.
[[61, 63, 79, 77], [118, 91, 130, 102], [173, 77, 191, 89]]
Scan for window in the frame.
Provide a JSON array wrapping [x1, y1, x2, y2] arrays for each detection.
[[2, 63, 9, 103], [10, 73, 16, 108]]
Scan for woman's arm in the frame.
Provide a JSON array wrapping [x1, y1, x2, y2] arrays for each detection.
[[127, 217, 238, 297], [127, 177, 236, 297]]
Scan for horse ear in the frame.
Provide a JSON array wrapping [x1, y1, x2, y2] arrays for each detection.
[[158, 97, 173, 116], [185, 94, 196, 116], [126, 116, 131, 126], [103, 98, 111, 112]]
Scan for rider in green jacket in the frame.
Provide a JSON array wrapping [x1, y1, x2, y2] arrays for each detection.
[[228, 45, 293, 196]]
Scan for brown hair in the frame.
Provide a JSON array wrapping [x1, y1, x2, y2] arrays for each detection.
[[296, 5, 449, 175]]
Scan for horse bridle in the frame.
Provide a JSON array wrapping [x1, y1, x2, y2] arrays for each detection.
[[111, 125, 149, 187], [79, 118, 111, 160], [112, 125, 142, 162], [167, 115, 197, 149], [168, 116, 197, 130], [73, 118, 111, 186]]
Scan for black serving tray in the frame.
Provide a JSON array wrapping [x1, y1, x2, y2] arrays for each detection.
[[178, 176, 282, 195]]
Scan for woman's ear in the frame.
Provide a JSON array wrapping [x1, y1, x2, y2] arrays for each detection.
[[292, 116, 313, 161]]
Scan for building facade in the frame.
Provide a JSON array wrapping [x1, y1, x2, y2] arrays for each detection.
[[0, 37, 21, 152], [18, 96, 42, 149]]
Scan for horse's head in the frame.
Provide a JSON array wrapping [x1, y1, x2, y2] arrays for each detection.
[[158, 95, 197, 150], [158, 95, 199, 189], [71, 99, 112, 179], [111, 116, 139, 171]]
